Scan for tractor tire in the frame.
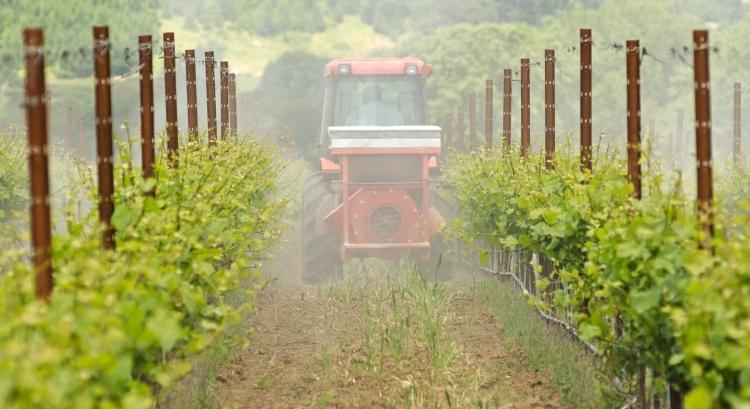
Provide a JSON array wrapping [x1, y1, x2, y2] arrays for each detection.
[[302, 172, 342, 285], [419, 234, 454, 281], [419, 185, 455, 280]]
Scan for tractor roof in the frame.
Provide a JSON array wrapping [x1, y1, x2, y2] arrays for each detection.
[[325, 58, 432, 77]]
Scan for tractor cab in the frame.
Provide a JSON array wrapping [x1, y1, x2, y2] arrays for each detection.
[[302, 58, 445, 283], [318, 58, 432, 156]]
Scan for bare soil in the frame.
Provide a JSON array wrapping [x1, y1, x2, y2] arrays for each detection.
[[216, 277, 562, 409]]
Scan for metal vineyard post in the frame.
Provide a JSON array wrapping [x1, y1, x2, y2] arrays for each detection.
[[627, 40, 647, 408], [734, 82, 741, 168], [626, 40, 642, 200], [539, 51, 557, 292], [205, 51, 217, 147], [220, 61, 229, 141], [457, 105, 466, 152], [693, 29, 713, 244], [163, 32, 178, 162], [580, 28, 593, 172], [229, 73, 238, 140], [443, 112, 452, 150], [502, 69, 512, 150], [485, 79, 493, 149], [468, 94, 477, 151], [520, 58, 530, 156], [139, 35, 155, 196], [544, 49, 556, 169], [93, 26, 115, 250], [24, 28, 53, 300], [185, 49, 199, 144]]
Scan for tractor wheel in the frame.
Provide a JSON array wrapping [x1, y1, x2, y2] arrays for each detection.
[[302, 172, 342, 284], [419, 234, 454, 281], [418, 186, 454, 281]]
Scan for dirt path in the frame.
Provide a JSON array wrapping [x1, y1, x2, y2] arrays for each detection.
[[216, 271, 562, 409]]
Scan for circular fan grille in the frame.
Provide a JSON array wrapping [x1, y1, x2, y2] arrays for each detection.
[[368, 206, 402, 243]]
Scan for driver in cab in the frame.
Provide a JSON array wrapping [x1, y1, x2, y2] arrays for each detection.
[[345, 85, 405, 126]]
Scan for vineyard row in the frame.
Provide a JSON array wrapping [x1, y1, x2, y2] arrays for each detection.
[[23, 25, 244, 300], [446, 28, 743, 409]]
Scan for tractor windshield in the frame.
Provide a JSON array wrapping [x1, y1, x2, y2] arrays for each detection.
[[332, 76, 423, 126]]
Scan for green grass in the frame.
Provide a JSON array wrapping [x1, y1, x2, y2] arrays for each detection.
[[328, 261, 515, 408], [316, 391, 333, 409], [255, 376, 269, 390], [159, 256, 615, 408], [308, 16, 395, 58], [476, 279, 619, 409]]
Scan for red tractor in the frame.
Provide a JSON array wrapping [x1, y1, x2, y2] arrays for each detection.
[[302, 58, 447, 283]]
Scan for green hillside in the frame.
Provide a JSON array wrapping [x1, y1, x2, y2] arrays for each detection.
[[160, 14, 394, 92]]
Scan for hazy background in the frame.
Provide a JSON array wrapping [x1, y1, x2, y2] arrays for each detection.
[[1, 0, 749, 168]]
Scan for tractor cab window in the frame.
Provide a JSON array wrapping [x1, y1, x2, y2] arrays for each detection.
[[333, 76, 422, 126]]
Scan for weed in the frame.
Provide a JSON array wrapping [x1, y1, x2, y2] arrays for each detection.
[[255, 376, 269, 390], [315, 344, 333, 370], [316, 391, 333, 409], [477, 279, 614, 408]]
